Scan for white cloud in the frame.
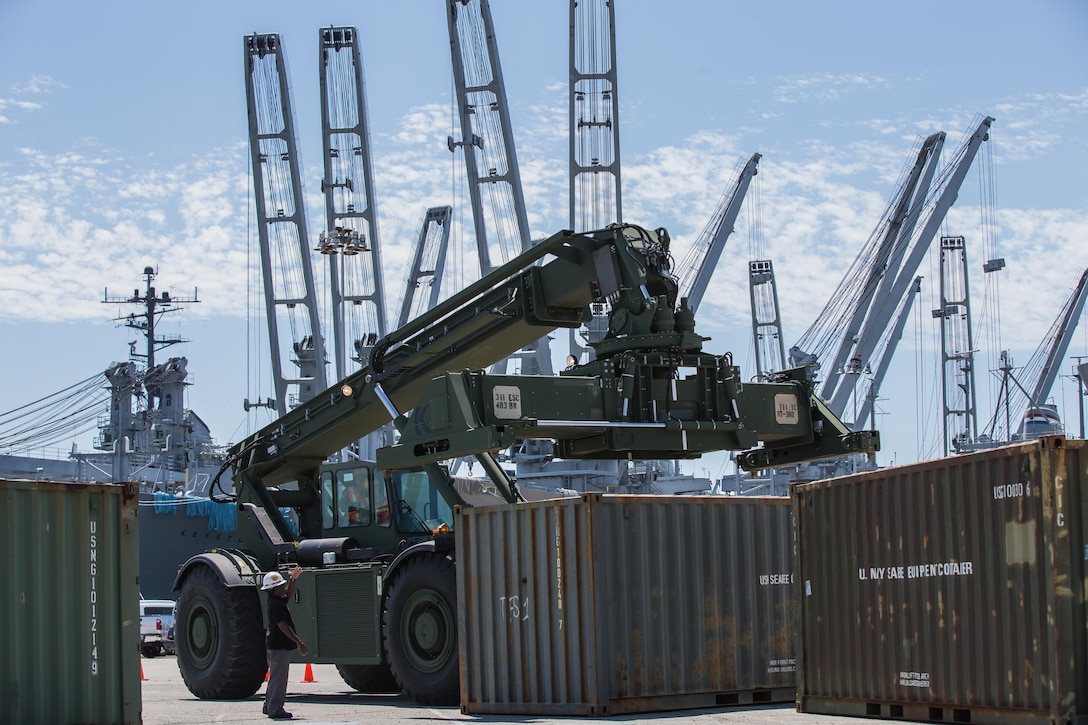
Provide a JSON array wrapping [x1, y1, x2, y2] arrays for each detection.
[[774, 72, 893, 104], [11, 75, 67, 94]]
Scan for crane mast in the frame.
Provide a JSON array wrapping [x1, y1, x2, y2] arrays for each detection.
[[748, 260, 788, 380], [317, 27, 388, 382], [935, 236, 979, 455], [569, 0, 622, 232], [568, 0, 623, 363], [244, 33, 329, 416]]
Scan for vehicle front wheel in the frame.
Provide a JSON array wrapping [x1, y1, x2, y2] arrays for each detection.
[[175, 564, 267, 699], [383, 553, 459, 705]]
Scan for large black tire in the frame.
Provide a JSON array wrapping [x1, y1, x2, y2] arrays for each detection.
[[175, 564, 267, 699], [335, 663, 401, 694], [383, 553, 459, 705]]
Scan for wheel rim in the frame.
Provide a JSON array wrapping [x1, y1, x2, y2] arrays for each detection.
[[185, 594, 219, 668], [400, 588, 454, 673]]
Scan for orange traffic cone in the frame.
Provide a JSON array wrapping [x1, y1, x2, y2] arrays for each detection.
[[140, 663, 148, 681], [264, 669, 270, 682], [302, 663, 316, 683]]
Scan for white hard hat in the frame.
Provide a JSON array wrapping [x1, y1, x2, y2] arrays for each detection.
[[261, 571, 287, 591]]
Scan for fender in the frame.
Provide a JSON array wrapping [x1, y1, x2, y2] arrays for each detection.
[[384, 538, 455, 585], [172, 548, 263, 592]]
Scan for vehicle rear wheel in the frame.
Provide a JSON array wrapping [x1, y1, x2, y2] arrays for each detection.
[[176, 564, 267, 699], [335, 663, 401, 693], [382, 553, 458, 705], [142, 643, 162, 658]]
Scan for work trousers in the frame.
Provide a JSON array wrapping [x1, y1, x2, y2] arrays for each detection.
[[265, 648, 293, 715]]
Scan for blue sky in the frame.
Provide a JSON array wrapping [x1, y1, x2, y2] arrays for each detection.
[[1, 0, 1086, 475]]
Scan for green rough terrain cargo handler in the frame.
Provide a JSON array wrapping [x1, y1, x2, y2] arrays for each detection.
[[172, 224, 877, 705]]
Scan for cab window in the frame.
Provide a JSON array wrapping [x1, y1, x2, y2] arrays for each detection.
[[337, 467, 371, 528], [391, 469, 454, 533], [374, 474, 391, 528], [321, 470, 334, 530]]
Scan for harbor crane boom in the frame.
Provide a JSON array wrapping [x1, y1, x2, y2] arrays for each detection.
[[676, 153, 761, 313], [244, 34, 329, 415], [1027, 268, 1088, 410], [317, 27, 389, 382], [447, 0, 551, 378], [397, 206, 454, 329], [569, 0, 622, 232], [827, 116, 994, 420], [811, 132, 944, 407]]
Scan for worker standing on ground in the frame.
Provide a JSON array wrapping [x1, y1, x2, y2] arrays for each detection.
[[261, 565, 307, 720]]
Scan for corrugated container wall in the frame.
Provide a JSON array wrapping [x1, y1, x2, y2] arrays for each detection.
[[456, 493, 795, 716], [0, 480, 142, 725], [793, 436, 1088, 725]]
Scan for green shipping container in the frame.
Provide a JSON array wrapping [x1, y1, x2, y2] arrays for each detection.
[[0, 479, 142, 724]]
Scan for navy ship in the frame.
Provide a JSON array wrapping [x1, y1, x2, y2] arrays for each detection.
[[0, 268, 240, 600]]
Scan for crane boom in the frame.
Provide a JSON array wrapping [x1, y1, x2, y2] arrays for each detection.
[[817, 133, 943, 403], [827, 116, 994, 416], [397, 206, 453, 329], [318, 27, 388, 381], [569, 0, 622, 232], [447, 0, 551, 378], [854, 276, 922, 430], [677, 153, 761, 313], [447, 0, 531, 271], [1030, 268, 1088, 407], [244, 34, 329, 414], [224, 223, 879, 542], [230, 225, 659, 489]]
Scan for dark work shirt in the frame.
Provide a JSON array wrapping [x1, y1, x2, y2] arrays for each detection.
[[266, 594, 298, 651]]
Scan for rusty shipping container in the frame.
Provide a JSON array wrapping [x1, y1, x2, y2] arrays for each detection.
[[0, 479, 142, 724], [456, 493, 796, 716], [793, 436, 1088, 725]]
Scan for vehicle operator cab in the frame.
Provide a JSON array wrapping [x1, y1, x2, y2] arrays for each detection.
[[318, 461, 459, 544]]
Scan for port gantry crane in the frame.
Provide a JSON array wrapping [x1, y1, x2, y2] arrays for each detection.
[[790, 116, 995, 427], [244, 34, 329, 415], [246, 28, 395, 460]]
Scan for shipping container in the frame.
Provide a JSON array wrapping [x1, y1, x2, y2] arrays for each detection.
[[793, 436, 1088, 725], [0, 479, 142, 725], [456, 493, 795, 716]]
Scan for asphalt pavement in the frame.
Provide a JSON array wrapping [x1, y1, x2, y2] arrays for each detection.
[[139, 656, 883, 725]]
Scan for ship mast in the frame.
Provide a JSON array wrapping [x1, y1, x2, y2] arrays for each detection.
[[103, 266, 199, 370]]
